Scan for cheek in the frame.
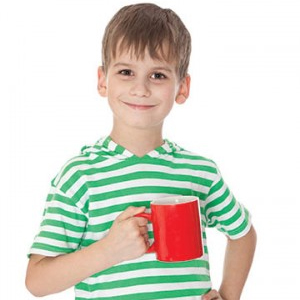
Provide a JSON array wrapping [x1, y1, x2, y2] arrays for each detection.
[[156, 84, 177, 99]]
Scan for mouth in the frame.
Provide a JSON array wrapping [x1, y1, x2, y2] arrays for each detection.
[[123, 102, 156, 110]]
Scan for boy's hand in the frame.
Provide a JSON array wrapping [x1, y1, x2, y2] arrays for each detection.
[[105, 206, 149, 263], [202, 289, 224, 300]]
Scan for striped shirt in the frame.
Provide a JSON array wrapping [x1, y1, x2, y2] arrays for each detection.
[[29, 136, 251, 299]]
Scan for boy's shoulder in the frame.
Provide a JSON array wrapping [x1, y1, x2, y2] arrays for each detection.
[[169, 140, 217, 164], [51, 137, 112, 188], [166, 140, 220, 174]]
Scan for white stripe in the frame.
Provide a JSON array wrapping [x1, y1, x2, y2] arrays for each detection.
[[33, 236, 78, 249], [45, 199, 82, 215], [205, 181, 227, 204], [222, 204, 247, 232], [87, 178, 192, 195], [55, 157, 120, 190], [89, 177, 200, 194], [86, 162, 217, 182], [29, 249, 65, 257], [161, 297, 203, 300], [87, 193, 140, 212], [207, 200, 239, 225], [205, 192, 233, 219], [39, 225, 83, 239], [86, 267, 210, 284], [107, 139, 117, 152], [66, 165, 215, 199], [56, 156, 217, 193], [53, 155, 93, 187], [76, 190, 89, 211], [88, 195, 197, 226], [229, 221, 252, 240], [76, 281, 211, 298], [42, 210, 86, 228], [87, 177, 204, 197], [48, 178, 88, 214], [87, 192, 177, 213]]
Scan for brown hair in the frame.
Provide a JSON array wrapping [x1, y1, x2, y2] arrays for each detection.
[[101, 3, 191, 80]]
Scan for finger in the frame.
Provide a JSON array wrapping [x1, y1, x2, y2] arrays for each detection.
[[139, 226, 148, 236], [136, 217, 148, 226], [202, 289, 220, 300], [142, 229, 149, 238], [145, 240, 151, 249], [116, 206, 146, 222]]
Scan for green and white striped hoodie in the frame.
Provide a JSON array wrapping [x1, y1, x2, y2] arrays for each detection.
[[29, 136, 251, 299]]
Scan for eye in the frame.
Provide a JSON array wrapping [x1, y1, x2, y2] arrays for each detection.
[[151, 72, 166, 80], [150, 72, 167, 80], [119, 69, 133, 76]]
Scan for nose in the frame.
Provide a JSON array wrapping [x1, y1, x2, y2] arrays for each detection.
[[129, 79, 151, 98]]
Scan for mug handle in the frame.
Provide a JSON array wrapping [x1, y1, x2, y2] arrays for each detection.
[[135, 212, 155, 253]]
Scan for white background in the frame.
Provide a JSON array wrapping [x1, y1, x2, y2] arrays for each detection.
[[1, 0, 300, 299]]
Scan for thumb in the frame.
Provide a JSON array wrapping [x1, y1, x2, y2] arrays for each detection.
[[116, 206, 146, 222]]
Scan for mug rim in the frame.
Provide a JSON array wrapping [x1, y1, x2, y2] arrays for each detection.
[[151, 195, 198, 205]]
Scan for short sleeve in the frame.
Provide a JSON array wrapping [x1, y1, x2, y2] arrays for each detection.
[[204, 166, 251, 239], [29, 184, 88, 257]]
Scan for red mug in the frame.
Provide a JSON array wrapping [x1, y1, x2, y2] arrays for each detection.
[[136, 195, 203, 262]]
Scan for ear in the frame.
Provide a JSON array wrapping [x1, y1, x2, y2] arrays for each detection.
[[97, 66, 108, 97], [175, 74, 191, 105]]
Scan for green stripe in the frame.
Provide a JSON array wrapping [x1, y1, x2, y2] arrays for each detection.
[[208, 201, 236, 219], [47, 193, 72, 204], [115, 144, 125, 154], [56, 155, 107, 185], [206, 176, 222, 195], [89, 186, 203, 202], [86, 171, 212, 188], [87, 220, 132, 233], [38, 231, 82, 244], [89, 201, 150, 217], [172, 152, 214, 162], [77, 274, 209, 291], [60, 162, 215, 198], [31, 242, 74, 254], [94, 260, 210, 276], [75, 288, 211, 300], [73, 184, 89, 203], [46, 207, 87, 221], [220, 208, 242, 226], [60, 157, 216, 190], [81, 236, 208, 254], [205, 187, 230, 211], [41, 219, 85, 233], [227, 209, 250, 236], [47, 192, 88, 216]]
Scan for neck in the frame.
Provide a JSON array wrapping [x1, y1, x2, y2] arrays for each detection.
[[110, 124, 164, 157]]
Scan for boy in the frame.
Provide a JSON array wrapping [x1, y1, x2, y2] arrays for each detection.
[[26, 3, 256, 300]]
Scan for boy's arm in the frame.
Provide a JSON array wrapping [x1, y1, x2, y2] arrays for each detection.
[[219, 225, 257, 300], [25, 206, 149, 297], [204, 225, 257, 300]]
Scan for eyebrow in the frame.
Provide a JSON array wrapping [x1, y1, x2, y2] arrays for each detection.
[[112, 62, 173, 73]]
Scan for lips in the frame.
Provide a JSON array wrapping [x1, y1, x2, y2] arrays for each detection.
[[123, 101, 156, 110]]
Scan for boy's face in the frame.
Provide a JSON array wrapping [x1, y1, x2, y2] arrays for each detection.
[[98, 49, 190, 133]]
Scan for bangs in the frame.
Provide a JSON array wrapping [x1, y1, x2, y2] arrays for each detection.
[[112, 35, 176, 63]]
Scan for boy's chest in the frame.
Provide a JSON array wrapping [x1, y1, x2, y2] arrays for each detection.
[[80, 162, 210, 246]]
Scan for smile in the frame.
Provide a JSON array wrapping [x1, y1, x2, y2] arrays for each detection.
[[123, 102, 156, 110]]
